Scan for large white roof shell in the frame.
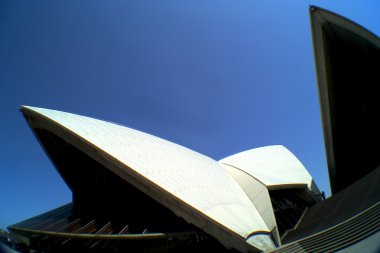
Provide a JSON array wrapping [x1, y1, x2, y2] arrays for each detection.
[[21, 106, 275, 253], [219, 146, 314, 190]]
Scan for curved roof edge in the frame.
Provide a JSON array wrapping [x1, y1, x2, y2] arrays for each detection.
[[310, 6, 380, 194], [220, 163, 281, 246], [20, 105, 275, 252], [219, 145, 319, 194]]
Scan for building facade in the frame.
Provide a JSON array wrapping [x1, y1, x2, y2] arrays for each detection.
[[8, 6, 380, 253]]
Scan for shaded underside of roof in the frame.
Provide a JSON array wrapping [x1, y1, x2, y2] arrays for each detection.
[[283, 165, 380, 244], [19, 106, 275, 252], [8, 202, 216, 253], [310, 6, 380, 194], [268, 166, 380, 252], [9, 129, 200, 235]]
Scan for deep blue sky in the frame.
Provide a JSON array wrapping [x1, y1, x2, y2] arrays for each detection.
[[1, 1, 379, 229]]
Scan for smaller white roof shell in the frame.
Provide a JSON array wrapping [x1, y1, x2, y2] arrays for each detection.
[[219, 146, 314, 190], [21, 106, 276, 253]]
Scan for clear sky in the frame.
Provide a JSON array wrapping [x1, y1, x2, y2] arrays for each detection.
[[1, 1, 379, 229]]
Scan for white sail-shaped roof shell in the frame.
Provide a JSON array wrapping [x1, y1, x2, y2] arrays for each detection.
[[220, 146, 314, 190], [21, 106, 275, 253]]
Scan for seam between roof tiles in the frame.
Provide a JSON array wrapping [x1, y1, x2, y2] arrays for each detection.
[[221, 163, 267, 188]]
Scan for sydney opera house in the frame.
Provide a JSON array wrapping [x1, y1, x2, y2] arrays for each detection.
[[8, 6, 380, 253]]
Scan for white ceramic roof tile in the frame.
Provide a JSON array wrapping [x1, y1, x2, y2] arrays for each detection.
[[220, 145, 313, 189], [22, 106, 274, 252]]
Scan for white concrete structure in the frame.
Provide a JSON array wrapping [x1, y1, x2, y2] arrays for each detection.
[[21, 106, 276, 253], [220, 163, 280, 245], [220, 146, 317, 192]]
